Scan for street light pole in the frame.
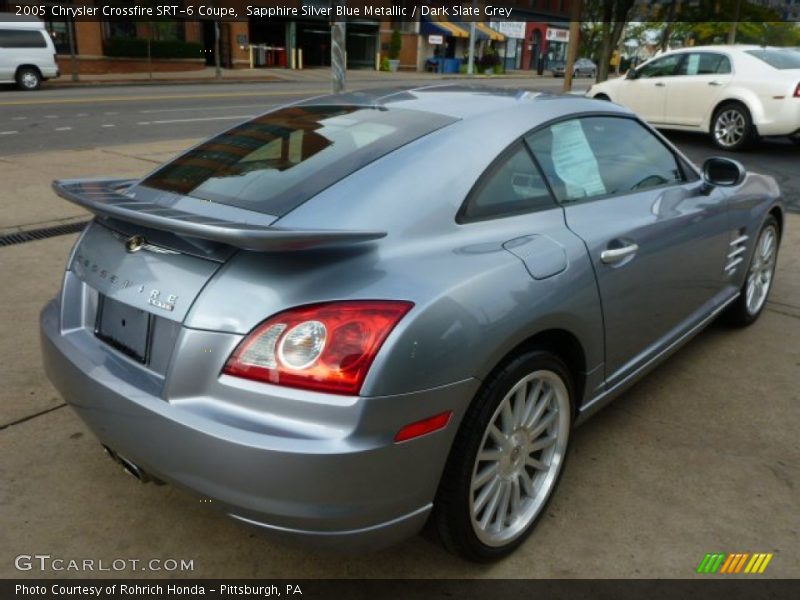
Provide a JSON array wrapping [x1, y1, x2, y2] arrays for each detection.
[[467, 0, 477, 75], [66, 19, 78, 82], [214, 20, 222, 79]]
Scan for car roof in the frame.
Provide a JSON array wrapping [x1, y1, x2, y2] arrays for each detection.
[[295, 84, 628, 121], [0, 13, 46, 28], [658, 44, 792, 56]]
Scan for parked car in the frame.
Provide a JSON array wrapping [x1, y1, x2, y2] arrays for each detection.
[[0, 15, 60, 90], [551, 57, 597, 78], [41, 87, 784, 561], [588, 45, 800, 150]]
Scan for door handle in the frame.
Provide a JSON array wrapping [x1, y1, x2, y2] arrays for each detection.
[[601, 243, 639, 264], [654, 82, 665, 87], [708, 81, 722, 86]]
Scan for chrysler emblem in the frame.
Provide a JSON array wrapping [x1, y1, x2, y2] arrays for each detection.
[[125, 235, 146, 253]]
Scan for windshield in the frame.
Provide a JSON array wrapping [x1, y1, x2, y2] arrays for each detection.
[[746, 49, 800, 69], [141, 105, 456, 216]]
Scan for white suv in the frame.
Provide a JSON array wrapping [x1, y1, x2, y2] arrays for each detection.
[[0, 17, 60, 90]]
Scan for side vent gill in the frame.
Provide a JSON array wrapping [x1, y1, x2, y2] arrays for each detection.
[[725, 231, 749, 278]]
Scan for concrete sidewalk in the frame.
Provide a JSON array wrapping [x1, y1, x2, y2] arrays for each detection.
[[1, 140, 798, 578], [45, 66, 542, 88]]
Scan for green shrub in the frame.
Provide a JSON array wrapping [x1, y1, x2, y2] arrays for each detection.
[[388, 30, 402, 60], [104, 37, 204, 59], [380, 57, 391, 72]]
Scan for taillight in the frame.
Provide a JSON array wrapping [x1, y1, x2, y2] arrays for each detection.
[[222, 301, 413, 395], [794, 83, 800, 98]]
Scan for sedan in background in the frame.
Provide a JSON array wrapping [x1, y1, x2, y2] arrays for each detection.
[[551, 57, 597, 78], [588, 45, 800, 150], [41, 87, 784, 561]]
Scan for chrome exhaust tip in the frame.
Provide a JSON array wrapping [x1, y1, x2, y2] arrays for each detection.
[[102, 445, 163, 485]]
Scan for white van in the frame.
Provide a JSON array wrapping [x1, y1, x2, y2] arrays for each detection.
[[0, 16, 60, 90]]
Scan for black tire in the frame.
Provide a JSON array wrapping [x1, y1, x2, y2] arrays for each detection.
[[594, 93, 611, 101], [724, 215, 780, 327], [432, 349, 574, 562], [16, 67, 41, 91], [711, 102, 755, 151]]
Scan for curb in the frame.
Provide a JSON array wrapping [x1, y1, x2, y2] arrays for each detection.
[[45, 76, 285, 88]]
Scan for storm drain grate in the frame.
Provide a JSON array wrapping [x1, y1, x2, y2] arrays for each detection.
[[0, 221, 89, 247]]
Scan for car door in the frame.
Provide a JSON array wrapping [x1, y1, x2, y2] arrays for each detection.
[[526, 115, 733, 387], [615, 53, 684, 124], [664, 52, 734, 127]]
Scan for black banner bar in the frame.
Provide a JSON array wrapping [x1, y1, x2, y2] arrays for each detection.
[[3, 579, 800, 600]]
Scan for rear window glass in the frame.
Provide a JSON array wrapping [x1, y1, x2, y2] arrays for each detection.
[[0, 29, 47, 48], [141, 105, 456, 216], [746, 49, 800, 69]]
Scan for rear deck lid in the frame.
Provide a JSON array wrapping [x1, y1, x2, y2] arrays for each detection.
[[71, 221, 221, 323]]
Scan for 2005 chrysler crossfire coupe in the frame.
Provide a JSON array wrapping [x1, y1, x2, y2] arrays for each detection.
[[41, 86, 784, 561]]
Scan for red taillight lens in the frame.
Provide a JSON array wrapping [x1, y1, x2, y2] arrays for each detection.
[[794, 83, 800, 98], [222, 301, 413, 395]]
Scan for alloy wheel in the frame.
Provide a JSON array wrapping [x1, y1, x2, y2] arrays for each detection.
[[714, 109, 746, 148], [745, 225, 777, 316], [469, 370, 570, 547]]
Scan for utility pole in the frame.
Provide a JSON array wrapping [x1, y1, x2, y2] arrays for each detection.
[[563, 0, 582, 92], [331, 0, 346, 92]]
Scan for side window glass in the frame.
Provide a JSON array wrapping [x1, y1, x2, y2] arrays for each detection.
[[526, 117, 684, 204], [637, 54, 682, 78], [679, 53, 731, 75], [460, 143, 555, 222]]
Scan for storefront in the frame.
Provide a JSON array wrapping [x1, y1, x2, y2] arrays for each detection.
[[522, 23, 569, 74], [248, 16, 378, 68], [490, 21, 526, 71], [420, 17, 504, 73]]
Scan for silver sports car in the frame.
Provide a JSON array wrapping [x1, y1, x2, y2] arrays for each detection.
[[40, 86, 784, 561]]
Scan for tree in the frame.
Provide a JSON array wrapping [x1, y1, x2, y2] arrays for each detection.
[[596, 0, 636, 83]]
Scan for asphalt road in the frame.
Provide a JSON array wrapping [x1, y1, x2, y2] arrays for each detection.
[[0, 77, 575, 156], [0, 78, 797, 212]]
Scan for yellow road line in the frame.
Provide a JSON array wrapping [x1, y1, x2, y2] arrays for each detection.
[[0, 89, 329, 107]]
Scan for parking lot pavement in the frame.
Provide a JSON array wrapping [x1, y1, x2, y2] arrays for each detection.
[[1, 141, 798, 578]]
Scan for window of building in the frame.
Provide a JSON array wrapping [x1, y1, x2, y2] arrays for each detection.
[[44, 18, 74, 54], [103, 21, 137, 39]]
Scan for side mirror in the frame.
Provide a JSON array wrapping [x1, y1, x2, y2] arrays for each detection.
[[625, 68, 638, 80], [702, 157, 746, 189]]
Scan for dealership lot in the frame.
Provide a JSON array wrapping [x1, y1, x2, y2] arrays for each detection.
[[2, 119, 799, 577]]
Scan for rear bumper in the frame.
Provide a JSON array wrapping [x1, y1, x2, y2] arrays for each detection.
[[40, 299, 478, 550]]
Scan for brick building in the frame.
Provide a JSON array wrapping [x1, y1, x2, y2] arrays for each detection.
[[0, 1, 570, 75]]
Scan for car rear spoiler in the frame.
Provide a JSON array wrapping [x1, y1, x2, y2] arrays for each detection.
[[52, 179, 386, 251]]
